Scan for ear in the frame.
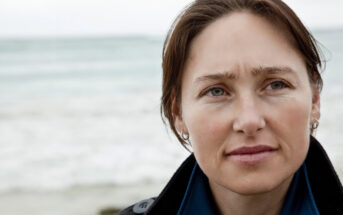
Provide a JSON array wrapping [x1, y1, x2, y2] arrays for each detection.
[[171, 94, 188, 134], [310, 88, 321, 123]]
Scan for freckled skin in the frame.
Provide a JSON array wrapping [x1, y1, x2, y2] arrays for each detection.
[[174, 12, 320, 213]]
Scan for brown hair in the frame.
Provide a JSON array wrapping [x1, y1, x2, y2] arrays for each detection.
[[161, 0, 323, 146]]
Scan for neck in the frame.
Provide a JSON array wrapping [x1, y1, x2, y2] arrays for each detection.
[[209, 176, 293, 215]]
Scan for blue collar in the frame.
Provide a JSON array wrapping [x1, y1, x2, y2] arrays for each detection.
[[177, 163, 217, 215], [177, 162, 319, 215], [280, 163, 320, 215]]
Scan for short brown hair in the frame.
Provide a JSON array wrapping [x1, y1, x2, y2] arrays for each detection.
[[161, 0, 323, 146]]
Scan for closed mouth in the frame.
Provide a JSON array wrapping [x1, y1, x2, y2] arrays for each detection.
[[228, 145, 277, 156], [225, 145, 277, 165]]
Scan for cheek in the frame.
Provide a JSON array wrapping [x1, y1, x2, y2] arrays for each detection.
[[270, 96, 312, 160], [281, 99, 311, 138], [184, 107, 228, 155]]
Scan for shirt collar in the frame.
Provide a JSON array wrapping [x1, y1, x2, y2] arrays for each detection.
[[177, 163, 218, 215], [280, 163, 320, 215]]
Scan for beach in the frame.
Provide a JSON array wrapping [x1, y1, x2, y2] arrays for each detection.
[[0, 30, 342, 215]]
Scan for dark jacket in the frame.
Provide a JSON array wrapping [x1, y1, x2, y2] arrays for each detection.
[[119, 137, 343, 215]]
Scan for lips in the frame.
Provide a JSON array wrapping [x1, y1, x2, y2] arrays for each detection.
[[228, 145, 276, 156], [225, 145, 277, 164]]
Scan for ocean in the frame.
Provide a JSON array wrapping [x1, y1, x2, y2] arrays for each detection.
[[0, 30, 342, 215]]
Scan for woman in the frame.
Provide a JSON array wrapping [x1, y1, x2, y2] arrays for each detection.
[[120, 0, 343, 214]]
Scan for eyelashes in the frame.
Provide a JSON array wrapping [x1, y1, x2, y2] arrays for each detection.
[[200, 79, 292, 98], [264, 80, 291, 91], [206, 87, 227, 97], [200, 84, 230, 98]]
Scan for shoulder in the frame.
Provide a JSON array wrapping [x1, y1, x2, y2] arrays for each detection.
[[119, 154, 196, 215], [118, 198, 155, 215]]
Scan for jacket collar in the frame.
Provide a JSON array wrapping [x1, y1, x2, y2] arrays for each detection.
[[176, 163, 218, 215], [304, 136, 343, 214]]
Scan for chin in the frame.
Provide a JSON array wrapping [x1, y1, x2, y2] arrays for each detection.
[[231, 183, 279, 196], [223, 174, 294, 196]]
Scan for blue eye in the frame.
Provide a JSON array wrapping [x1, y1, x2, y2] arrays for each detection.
[[267, 81, 288, 90], [208, 87, 226, 96]]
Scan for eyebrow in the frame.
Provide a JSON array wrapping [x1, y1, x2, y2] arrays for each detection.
[[195, 66, 296, 83], [251, 66, 295, 76]]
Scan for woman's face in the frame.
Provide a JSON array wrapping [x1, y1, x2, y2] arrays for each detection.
[[174, 12, 320, 195]]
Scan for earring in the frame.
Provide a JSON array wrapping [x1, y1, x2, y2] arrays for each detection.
[[310, 119, 319, 135], [311, 120, 319, 130], [181, 132, 189, 141]]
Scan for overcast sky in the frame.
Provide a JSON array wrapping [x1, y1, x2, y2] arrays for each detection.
[[0, 0, 343, 38]]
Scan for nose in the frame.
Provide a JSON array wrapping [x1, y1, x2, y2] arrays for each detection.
[[232, 96, 266, 136]]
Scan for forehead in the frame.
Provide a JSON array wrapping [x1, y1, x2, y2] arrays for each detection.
[[183, 11, 306, 80]]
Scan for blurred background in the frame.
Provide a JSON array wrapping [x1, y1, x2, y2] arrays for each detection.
[[0, 0, 342, 214]]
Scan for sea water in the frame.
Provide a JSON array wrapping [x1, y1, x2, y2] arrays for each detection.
[[0, 30, 342, 215]]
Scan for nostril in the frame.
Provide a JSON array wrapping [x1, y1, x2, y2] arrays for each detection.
[[237, 129, 245, 134], [232, 116, 266, 136]]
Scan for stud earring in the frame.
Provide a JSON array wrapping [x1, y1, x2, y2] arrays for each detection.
[[181, 132, 189, 141], [310, 119, 319, 135], [311, 120, 319, 130]]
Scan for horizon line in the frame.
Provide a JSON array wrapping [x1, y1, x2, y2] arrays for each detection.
[[0, 26, 342, 41]]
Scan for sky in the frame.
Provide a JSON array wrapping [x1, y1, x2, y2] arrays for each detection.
[[0, 0, 343, 39]]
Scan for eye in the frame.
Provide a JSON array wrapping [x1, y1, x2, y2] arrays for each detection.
[[265, 80, 289, 90], [206, 87, 226, 96]]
